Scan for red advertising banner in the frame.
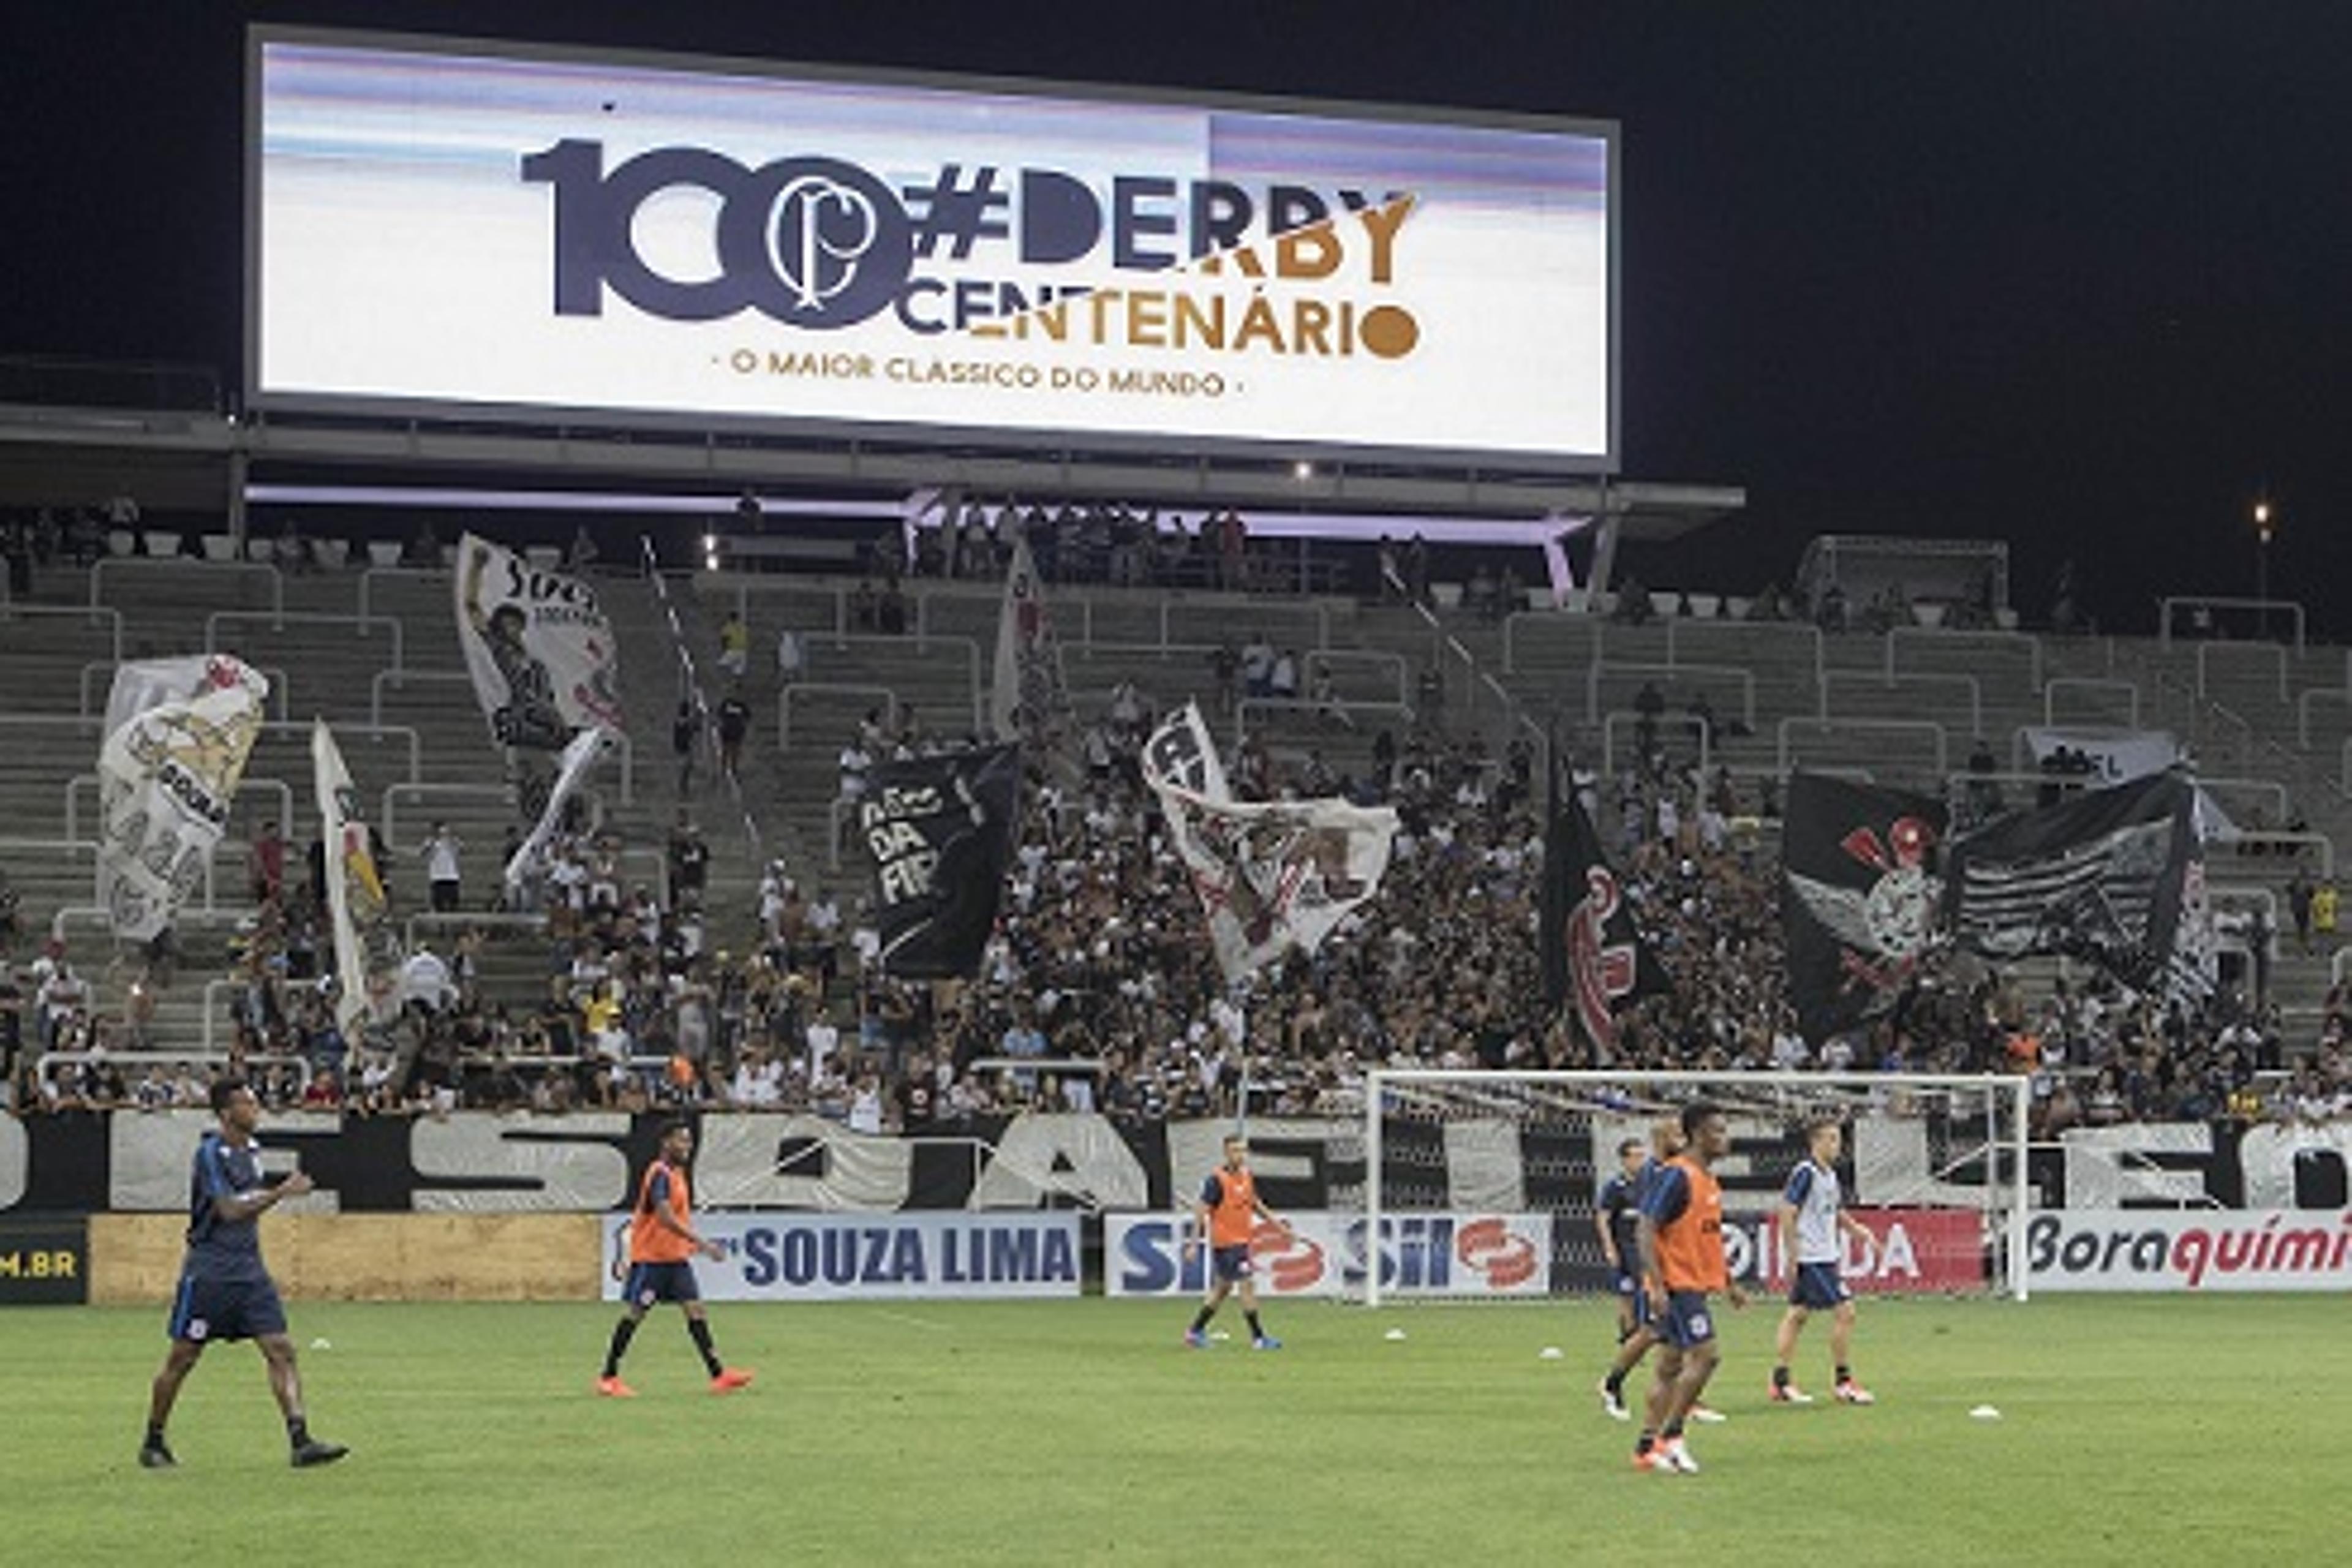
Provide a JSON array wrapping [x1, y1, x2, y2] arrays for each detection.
[[1728, 1207, 1987, 1295]]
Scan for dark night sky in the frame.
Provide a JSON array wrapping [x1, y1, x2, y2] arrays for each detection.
[[10, 1, 2350, 632]]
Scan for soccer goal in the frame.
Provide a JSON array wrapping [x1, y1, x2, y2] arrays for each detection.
[[1351, 1069, 2034, 1307]]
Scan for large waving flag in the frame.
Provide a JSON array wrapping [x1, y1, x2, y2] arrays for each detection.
[[861, 743, 1022, 978], [312, 720, 399, 1039], [1781, 772, 1948, 1043], [97, 656, 268, 940], [454, 532, 624, 751], [1143, 703, 1398, 982], [1946, 772, 2209, 999], [990, 527, 1069, 744], [1539, 760, 1668, 1052], [503, 725, 616, 895]]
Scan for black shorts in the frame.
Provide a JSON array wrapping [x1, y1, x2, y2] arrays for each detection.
[[1210, 1244, 1254, 1284], [168, 1271, 288, 1343], [622, 1260, 701, 1308]]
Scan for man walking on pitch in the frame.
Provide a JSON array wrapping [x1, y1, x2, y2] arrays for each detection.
[[1633, 1102, 1747, 1474], [1182, 1133, 1292, 1351], [598, 1120, 753, 1396], [1598, 1118, 1727, 1426], [141, 1079, 347, 1470], [1770, 1119, 1877, 1405]]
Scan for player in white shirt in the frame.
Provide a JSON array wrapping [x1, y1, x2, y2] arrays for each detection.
[[1769, 1120, 1877, 1405]]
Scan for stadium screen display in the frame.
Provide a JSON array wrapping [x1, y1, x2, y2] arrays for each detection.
[[249, 31, 1618, 469]]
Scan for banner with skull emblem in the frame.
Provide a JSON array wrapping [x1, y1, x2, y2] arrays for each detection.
[[1781, 772, 1948, 1044]]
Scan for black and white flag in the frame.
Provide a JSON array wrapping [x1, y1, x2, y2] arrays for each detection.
[[1945, 772, 2209, 997], [1781, 773, 1948, 1043], [861, 744, 1022, 978], [1540, 761, 1668, 1052]]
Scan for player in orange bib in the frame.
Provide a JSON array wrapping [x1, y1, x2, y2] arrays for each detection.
[[1182, 1133, 1294, 1351], [1632, 1101, 1748, 1474], [597, 1120, 753, 1397]]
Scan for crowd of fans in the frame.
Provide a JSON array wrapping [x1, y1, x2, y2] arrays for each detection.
[[10, 707, 2347, 1139]]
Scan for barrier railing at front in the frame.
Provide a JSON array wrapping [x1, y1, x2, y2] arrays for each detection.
[[37, 1050, 311, 1098]]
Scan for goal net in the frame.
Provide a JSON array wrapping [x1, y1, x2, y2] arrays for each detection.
[[1346, 1070, 2032, 1307]]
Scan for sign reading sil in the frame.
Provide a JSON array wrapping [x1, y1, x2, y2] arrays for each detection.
[[251, 32, 1614, 465], [1106, 1212, 1552, 1298]]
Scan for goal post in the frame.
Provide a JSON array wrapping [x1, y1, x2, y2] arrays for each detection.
[[1356, 1069, 2032, 1308]]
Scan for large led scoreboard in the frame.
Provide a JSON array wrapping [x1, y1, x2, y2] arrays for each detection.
[[249, 29, 1618, 471]]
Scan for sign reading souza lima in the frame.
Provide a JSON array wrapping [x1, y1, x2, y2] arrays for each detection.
[[251, 31, 1616, 466], [603, 1212, 1082, 1301]]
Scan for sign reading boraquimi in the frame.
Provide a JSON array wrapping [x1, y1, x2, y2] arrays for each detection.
[[249, 32, 1617, 468]]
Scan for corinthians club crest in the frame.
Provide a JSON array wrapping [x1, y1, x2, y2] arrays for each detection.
[[1788, 816, 1940, 1007]]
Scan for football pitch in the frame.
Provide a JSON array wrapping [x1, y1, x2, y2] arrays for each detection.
[[5, 1294, 2344, 1565]]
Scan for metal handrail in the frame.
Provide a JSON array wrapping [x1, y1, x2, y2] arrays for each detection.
[[1586, 661, 1755, 729], [93, 558, 281, 618], [1822, 668, 1980, 739], [2045, 677, 2142, 728], [1500, 608, 1602, 677], [205, 609, 405, 673], [780, 683, 901, 752], [2296, 687, 2351, 752], [3, 601, 125, 663], [78, 659, 289, 723], [356, 565, 452, 621], [368, 667, 473, 728], [1887, 624, 2043, 692], [2158, 595, 2305, 655], [1601, 710, 1710, 779], [1669, 617, 1825, 696], [2194, 641, 2288, 703], [1777, 715, 1947, 780]]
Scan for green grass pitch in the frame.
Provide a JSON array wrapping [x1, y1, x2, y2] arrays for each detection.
[[5, 1294, 2345, 1564]]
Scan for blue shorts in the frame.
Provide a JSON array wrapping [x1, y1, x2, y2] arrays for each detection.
[[1210, 1244, 1253, 1284], [622, 1261, 702, 1309], [168, 1271, 288, 1344], [1657, 1289, 1718, 1351], [1615, 1271, 1657, 1330], [1790, 1262, 1852, 1309]]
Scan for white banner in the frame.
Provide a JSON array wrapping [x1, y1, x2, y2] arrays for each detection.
[[2024, 1209, 2352, 1292], [454, 533, 625, 752], [1106, 1210, 1551, 1298], [311, 721, 399, 1038], [503, 725, 614, 892], [1143, 704, 1396, 981], [989, 529, 1066, 743], [252, 35, 1615, 466], [97, 657, 269, 940], [2021, 727, 2184, 785], [603, 1212, 1083, 1301]]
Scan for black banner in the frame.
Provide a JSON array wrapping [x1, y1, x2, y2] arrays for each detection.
[[1945, 772, 2201, 993], [0, 1216, 89, 1303], [1781, 772, 1948, 1042], [1539, 763, 1667, 1051], [862, 744, 1021, 979]]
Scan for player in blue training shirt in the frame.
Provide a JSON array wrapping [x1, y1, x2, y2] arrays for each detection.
[[1768, 1118, 1877, 1405], [1596, 1117, 1723, 1424], [141, 1078, 347, 1469]]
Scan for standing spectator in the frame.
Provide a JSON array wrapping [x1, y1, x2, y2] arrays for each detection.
[[247, 819, 287, 907], [2288, 870, 2315, 954], [775, 625, 805, 684], [420, 823, 464, 913], [717, 611, 750, 682], [667, 812, 709, 905], [671, 699, 702, 796], [716, 690, 750, 779], [2313, 880, 2340, 949], [804, 1003, 841, 1085]]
